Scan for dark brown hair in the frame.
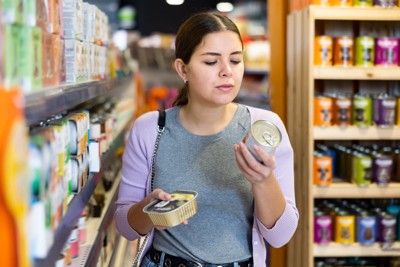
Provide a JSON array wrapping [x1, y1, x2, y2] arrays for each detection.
[[172, 12, 243, 106]]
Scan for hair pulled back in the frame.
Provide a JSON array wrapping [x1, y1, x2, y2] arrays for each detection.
[[172, 12, 243, 106]]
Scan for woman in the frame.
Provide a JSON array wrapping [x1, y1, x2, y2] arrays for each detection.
[[114, 11, 298, 267]]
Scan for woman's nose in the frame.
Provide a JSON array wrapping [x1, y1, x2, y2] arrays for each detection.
[[219, 61, 233, 77]]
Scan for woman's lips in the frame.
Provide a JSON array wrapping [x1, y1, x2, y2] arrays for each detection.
[[216, 84, 234, 92]]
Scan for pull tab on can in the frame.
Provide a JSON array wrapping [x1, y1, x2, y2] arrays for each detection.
[[245, 120, 282, 162]]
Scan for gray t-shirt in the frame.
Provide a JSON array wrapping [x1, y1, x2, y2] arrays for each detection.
[[153, 104, 253, 264]]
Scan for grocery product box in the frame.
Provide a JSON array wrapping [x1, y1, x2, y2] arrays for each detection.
[[36, 0, 50, 33], [42, 31, 54, 87], [82, 3, 94, 43], [59, 38, 66, 84], [18, 26, 43, 93], [52, 34, 61, 86], [3, 25, 19, 88], [2, 0, 20, 23], [62, 0, 83, 40], [65, 39, 83, 83], [48, 0, 61, 34], [21, 0, 36, 26]]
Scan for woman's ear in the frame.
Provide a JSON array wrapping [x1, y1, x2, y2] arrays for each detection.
[[174, 58, 187, 81]]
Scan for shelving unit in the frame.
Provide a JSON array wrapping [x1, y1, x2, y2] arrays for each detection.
[[287, 6, 400, 267], [30, 76, 134, 266]]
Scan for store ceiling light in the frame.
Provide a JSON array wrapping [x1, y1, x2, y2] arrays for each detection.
[[216, 2, 234, 12], [166, 0, 185, 5]]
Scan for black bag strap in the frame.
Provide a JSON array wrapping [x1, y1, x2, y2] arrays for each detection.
[[158, 109, 166, 128]]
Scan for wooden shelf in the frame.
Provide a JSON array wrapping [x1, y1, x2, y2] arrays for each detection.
[[314, 242, 400, 257], [314, 182, 400, 198], [314, 126, 400, 140], [309, 6, 400, 21], [313, 66, 400, 80]]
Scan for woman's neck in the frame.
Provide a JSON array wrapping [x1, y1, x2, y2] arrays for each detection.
[[179, 103, 238, 135]]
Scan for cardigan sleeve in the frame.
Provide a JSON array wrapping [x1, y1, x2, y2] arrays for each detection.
[[114, 111, 158, 240], [250, 107, 299, 248]]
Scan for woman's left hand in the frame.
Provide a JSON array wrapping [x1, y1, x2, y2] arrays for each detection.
[[234, 141, 276, 184]]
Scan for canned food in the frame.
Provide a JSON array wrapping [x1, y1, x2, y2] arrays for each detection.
[[372, 153, 393, 187], [314, 36, 333, 66], [392, 149, 400, 182], [314, 96, 333, 127], [335, 211, 355, 244], [314, 152, 333, 186], [332, 95, 352, 126], [374, 0, 398, 7], [373, 94, 396, 127], [375, 37, 399, 66], [334, 36, 354, 66], [355, 36, 375, 67], [245, 120, 282, 161], [356, 212, 377, 246], [143, 190, 198, 227], [311, 0, 333, 5], [377, 212, 397, 244], [351, 152, 372, 187], [354, 0, 374, 6], [352, 94, 372, 127], [314, 211, 333, 245]]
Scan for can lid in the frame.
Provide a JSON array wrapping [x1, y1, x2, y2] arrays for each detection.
[[251, 120, 282, 148]]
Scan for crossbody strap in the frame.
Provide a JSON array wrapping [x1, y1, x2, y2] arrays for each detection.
[[132, 109, 166, 267]]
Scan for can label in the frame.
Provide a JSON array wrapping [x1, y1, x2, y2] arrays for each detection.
[[314, 215, 333, 244], [314, 96, 333, 127], [378, 215, 397, 244], [372, 154, 393, 186], [375, 37, 399, 66], [352, 95, 372, 127], [314, 36, 333, 66], [352, 154, 372, 186], [374, 0, 398, 7], [335, 215, 355, 244], [373, 96, 396, 127], [314, 154, 332, 186], [356, 216, 376, 246], [354, 0, 373, 6], [332, 96, 351, 126], [332, 0, 354, 5], [334, 37, 354, 66], [355, 36, 375, 67], [245, 120, 281, 161]]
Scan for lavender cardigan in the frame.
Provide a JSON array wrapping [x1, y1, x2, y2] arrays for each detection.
[[114, 105, 299, 267]]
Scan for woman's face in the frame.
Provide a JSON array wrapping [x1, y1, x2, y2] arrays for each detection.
[[185, 31, 244, 107]]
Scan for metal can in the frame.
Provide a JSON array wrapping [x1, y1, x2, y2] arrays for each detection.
[[335, 210, 355, 244], [372, 153, 393, 187], [375, 37, 399, 66], [351, 152, 372, 187], [352, 94, 372, 127], [355, 36, 375, 67], [314, 36, 333, 66], [332, 0, 354, 5], [313, 152, 333, 186], [245, 120, 282, 161], [356, 211, 377, 246], [332, 95, 352, 127], [314, 96, 333, 127], [314, 211, 333, 245], [387, 205, 400, 242], [397, 97, 400, 126], [374, 0, 398, 7], [334, 36, 354, 66], [311, 0, 333, 6], [377, 212, 397, 245], [373, 94, 396, 127], [354, 0, 374, 6]]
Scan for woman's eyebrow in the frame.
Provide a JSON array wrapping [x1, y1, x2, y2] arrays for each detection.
[[200, 51, 243, 56]]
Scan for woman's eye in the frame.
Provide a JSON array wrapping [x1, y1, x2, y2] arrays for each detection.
[[205, 61, 217, 66], [231, 60, 242, 65]]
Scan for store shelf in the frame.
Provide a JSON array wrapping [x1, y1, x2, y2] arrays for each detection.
[[34, 123, 129, 266], [314, 242, 400, 257], [72, 172, 121, 267], [24, 76, 132, 125], [309, 6, 400, 21], [314, 182, 400, 198], [313, 66, 400, 80], [314, 126, 400, 140]]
